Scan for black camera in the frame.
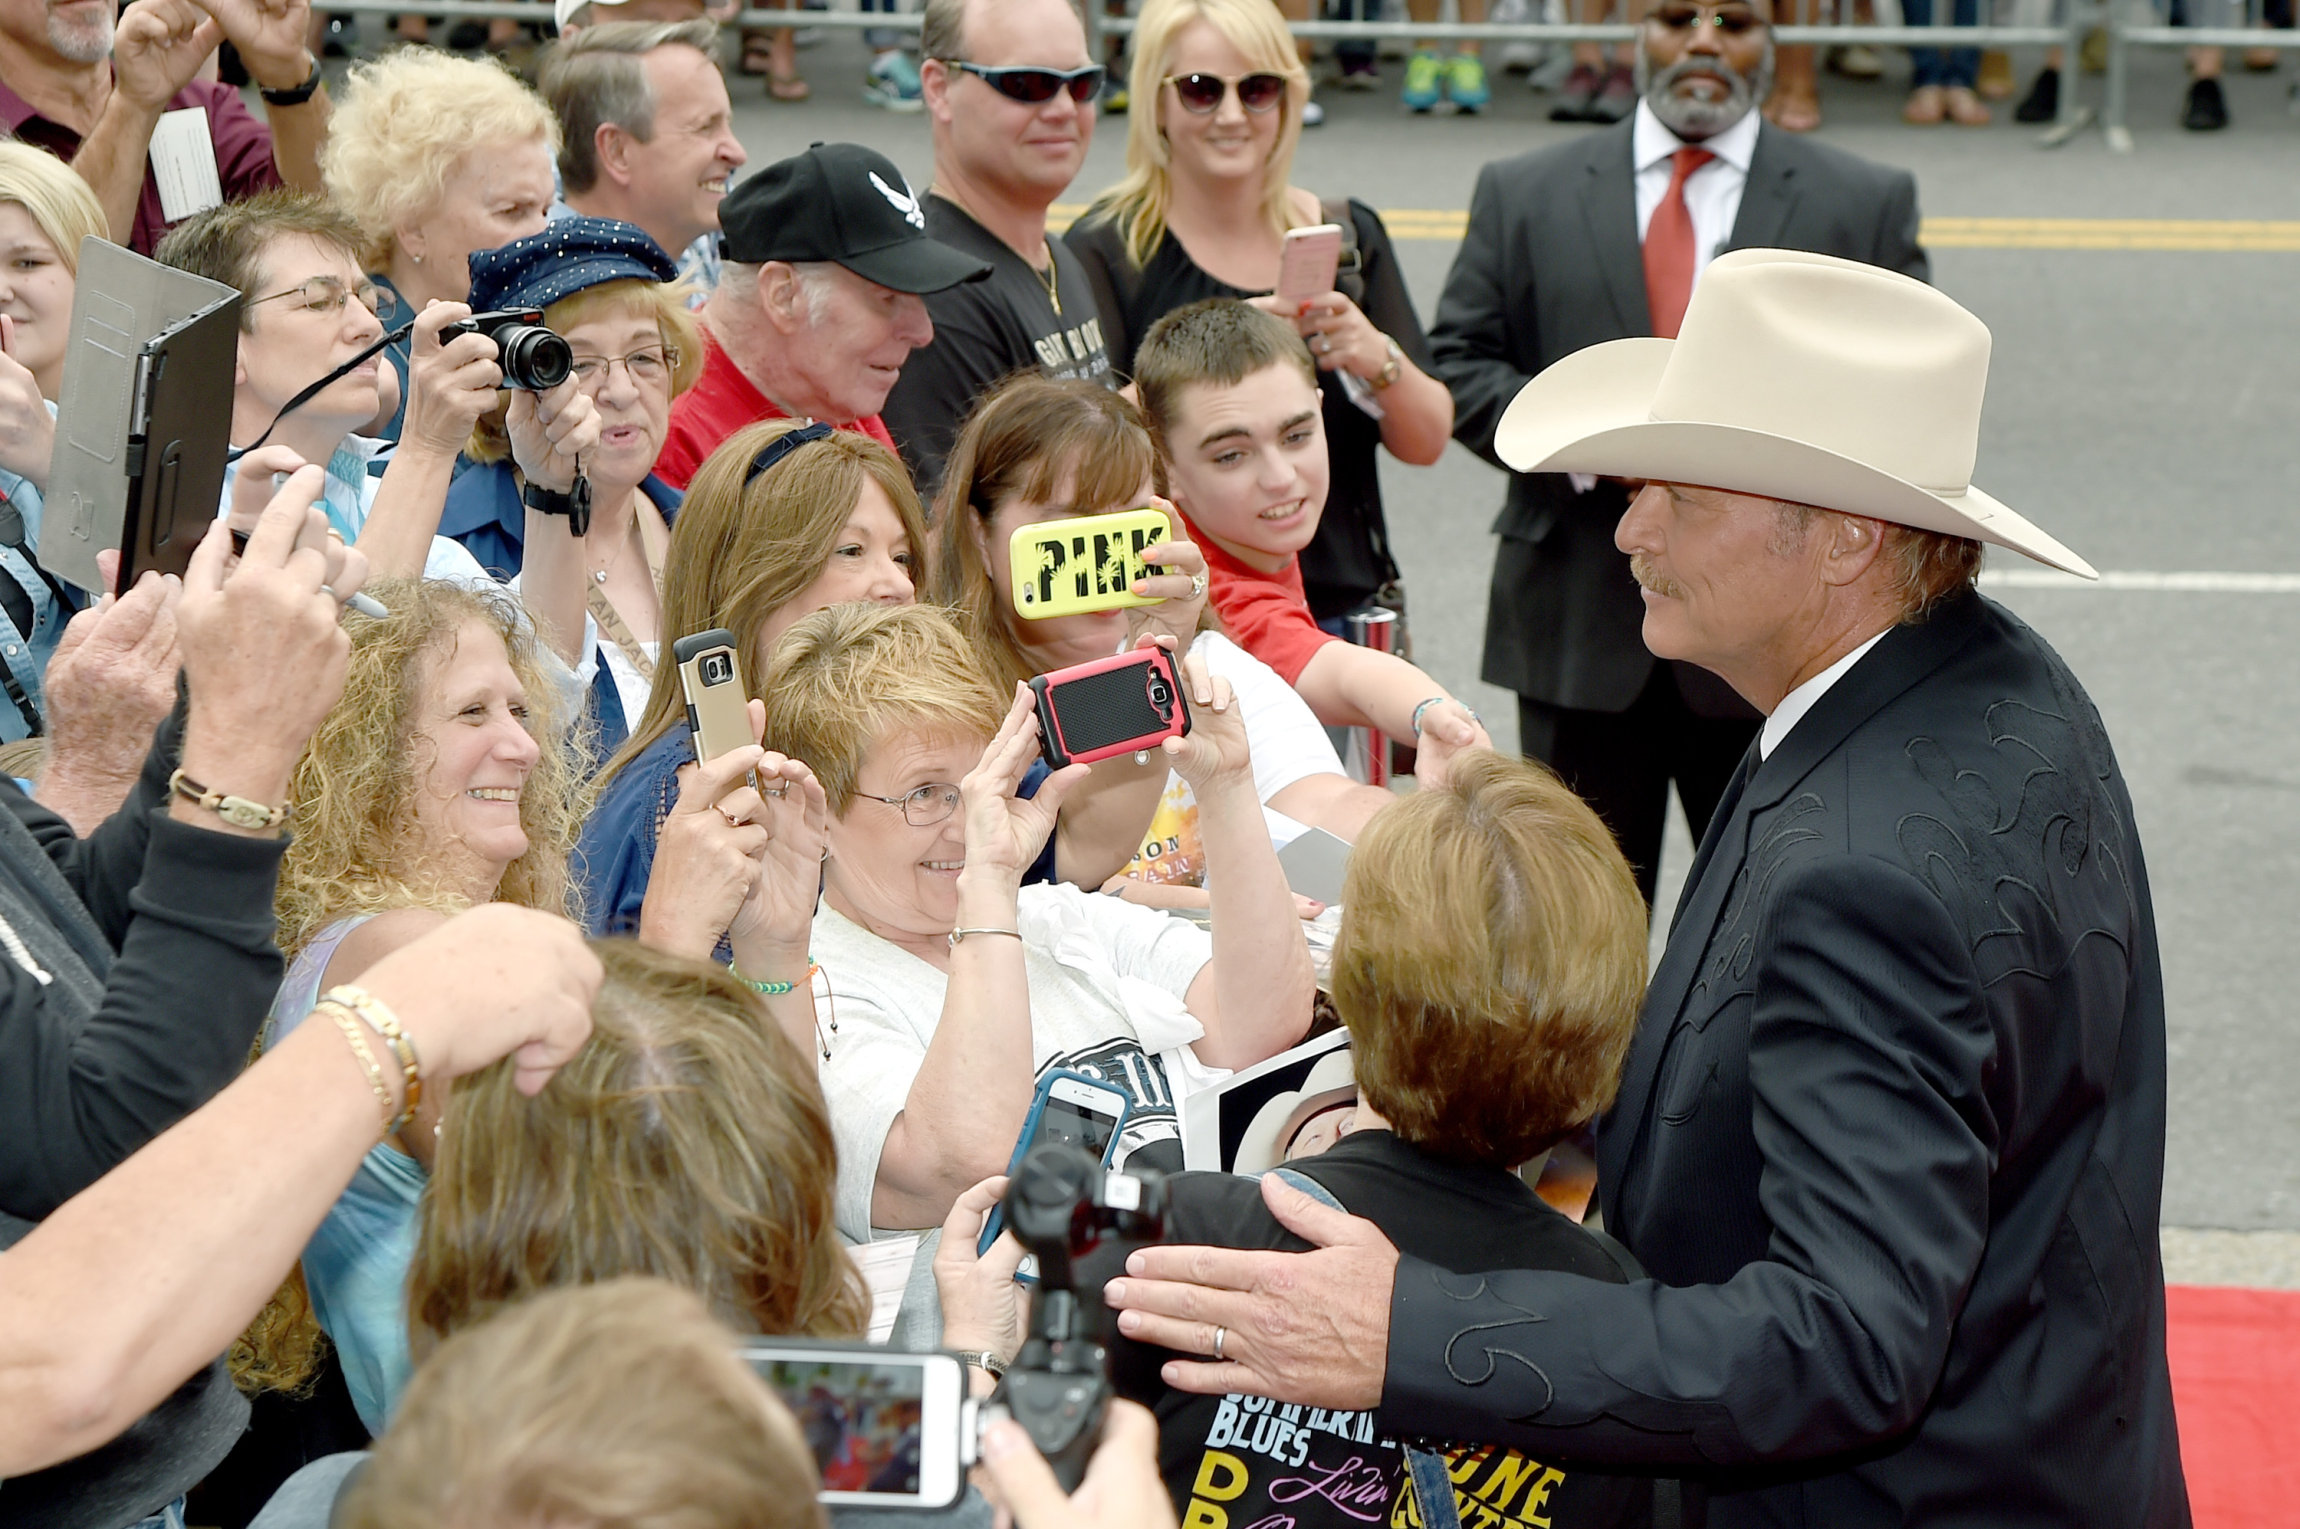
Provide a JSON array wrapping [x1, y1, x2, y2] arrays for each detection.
[[450, 308, 573, 391], [987, 1144, 1169, 1491]]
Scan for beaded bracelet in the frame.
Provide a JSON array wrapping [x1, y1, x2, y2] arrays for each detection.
[[324, 1004, 397, 1135], [731, 960, 821, 997], [324, 984, 421, 1134]]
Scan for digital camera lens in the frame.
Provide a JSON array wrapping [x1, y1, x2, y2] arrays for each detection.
[[496, 325, 574, 391]]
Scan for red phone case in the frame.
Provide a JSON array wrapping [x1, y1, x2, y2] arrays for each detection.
[[1029, 648, 1192, 769]]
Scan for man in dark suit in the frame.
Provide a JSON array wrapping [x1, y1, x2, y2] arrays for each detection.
[[1429, 0, 1927, 905], [1102, 251, 2191, 1528]]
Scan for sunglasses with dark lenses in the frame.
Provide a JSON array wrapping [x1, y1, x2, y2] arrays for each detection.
[[1163, 71, 1289, 113], [949, 61, 1106, 103], [1648, 3, 1765, 33]]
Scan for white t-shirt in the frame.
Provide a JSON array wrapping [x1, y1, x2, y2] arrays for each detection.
[[813, 882, 1229, 1249], [1122, 632, 1344, 882]]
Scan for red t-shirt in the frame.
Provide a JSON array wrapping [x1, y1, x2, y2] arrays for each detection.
[[1182, 512, 1335, 686], [0, 77, 280, 257], [657, 329, 897, 488]]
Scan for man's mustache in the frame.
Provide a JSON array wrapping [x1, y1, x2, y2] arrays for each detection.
[[1631, 555, 1685, 599]]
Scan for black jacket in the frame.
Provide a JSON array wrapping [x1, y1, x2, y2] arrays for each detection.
[[1428, 119, 1927, 715], [1378, 592, 2189, 1528]]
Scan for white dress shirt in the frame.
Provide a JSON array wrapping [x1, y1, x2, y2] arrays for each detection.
[[1633, 99, 1761, 285], [1760, 630, 1888, 759]]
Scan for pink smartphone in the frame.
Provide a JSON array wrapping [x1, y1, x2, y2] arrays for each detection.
[[1276, 224, 1343, 306]]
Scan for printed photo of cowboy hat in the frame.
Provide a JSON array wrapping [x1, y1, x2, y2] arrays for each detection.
[[1494, 248, 2097, 580], [1232, 1049, 1358, 1175]]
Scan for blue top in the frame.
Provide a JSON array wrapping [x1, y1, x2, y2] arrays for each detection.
[[368, 272, 412, 457], [576, 722, 1058, 937], [0, 446, 77, 743], [440, 463, 681, 583]]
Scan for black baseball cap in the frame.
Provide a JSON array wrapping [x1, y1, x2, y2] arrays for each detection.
[[719, 142, 992, 295]]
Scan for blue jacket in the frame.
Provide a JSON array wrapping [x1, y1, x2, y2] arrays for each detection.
[[576, 722, 1058, 937]]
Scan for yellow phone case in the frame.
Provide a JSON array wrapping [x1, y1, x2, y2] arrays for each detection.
[[1009, 507, 1171, 620]]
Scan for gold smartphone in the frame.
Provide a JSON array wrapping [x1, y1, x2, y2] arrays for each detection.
[[1008, 505, 1172, 620], [672, 628, 754, 766]]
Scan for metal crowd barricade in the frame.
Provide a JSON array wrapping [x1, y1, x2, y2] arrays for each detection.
[[2102, 0, 2300, 151]]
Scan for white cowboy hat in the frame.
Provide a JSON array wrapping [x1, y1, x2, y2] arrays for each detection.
[[1493, 248, 2097, 580], [1233, 1050, 1357, 1174]]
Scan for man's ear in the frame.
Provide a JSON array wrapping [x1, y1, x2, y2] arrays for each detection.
[[595, 122, 636, 187], [920, 57, 955, 124], [1820, 509, 1890, 589], [756, 262, 800, 332]]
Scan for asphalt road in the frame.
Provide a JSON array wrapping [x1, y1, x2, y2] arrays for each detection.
[[717, 35, 2300, 1234]]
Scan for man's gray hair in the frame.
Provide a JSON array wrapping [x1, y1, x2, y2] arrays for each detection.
[[919, 0, 968, 62], [540, 19, 722, 195], [721, 259, 841, 328], [1772, 500, 1983, 624]]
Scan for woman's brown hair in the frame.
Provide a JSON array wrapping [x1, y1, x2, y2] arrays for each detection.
[[933, 372, 1168, 695], [1333, 749, 1649, 1166], [598, 420, 928, 790], [407, 940, 870, 1356]]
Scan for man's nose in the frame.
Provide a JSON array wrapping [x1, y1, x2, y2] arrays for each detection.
[[1617, 482, 1667, 555], [893, 294, 933, 348]]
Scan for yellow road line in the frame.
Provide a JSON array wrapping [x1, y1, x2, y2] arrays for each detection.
[[1047, 206, 2300, 250]]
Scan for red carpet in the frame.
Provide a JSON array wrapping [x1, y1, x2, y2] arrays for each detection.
[[2165, 1284, 2300, 1527]]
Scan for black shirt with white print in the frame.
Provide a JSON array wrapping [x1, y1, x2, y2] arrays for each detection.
[[879, 194, 1113, 496]]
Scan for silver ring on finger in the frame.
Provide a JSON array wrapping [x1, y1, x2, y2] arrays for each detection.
[[1212, 1325, 1227, 1362], [723, 810, 744, 828], [764, 781, 790, 798], [1189, 572, 1208, 599]]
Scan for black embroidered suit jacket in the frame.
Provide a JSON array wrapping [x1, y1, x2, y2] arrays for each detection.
[[1378, 592, 2190, 1528], [1428, 119, 1927, 716]]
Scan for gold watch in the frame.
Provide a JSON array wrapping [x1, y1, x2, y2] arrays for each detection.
[[1370, 337, 1404, 391], [168, 769, 289, 831]]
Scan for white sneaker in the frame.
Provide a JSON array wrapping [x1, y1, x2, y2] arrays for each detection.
[[1494, 0, 1543, 73], [1301, 98, 1326, 125]]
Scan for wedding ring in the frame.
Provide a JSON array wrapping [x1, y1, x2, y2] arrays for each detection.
[[1188, 573, 1208, 599], [1212, 1325, 1227, 1362], [763, 781, 790, 799]]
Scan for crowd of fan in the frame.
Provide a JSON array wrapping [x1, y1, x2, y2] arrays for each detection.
[[0, 0, 2190, 1522]]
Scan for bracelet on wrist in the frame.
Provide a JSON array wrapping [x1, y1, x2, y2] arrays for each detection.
[[324, 984, 422, 1133], [322, 1004, 398, 1137], [955, 1349, 1008, 1379], [1408, 695, 1480, 739], [168, 768, 289, 832], [948, 926, 1022, 949], [731, 960, 819, 997], [1368, 337, 1404, 391], [258, 54, 323, 105]]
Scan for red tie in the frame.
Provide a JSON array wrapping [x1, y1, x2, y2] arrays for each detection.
[[1643, 146, 1716, 340]]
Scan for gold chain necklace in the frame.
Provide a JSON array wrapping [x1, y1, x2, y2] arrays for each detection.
[[1032, 247, 1060, 317]]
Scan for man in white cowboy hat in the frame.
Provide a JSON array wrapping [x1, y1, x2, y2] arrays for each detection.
[[1101, 250, 2191, 1528], [1428, 0, 1927, 909]]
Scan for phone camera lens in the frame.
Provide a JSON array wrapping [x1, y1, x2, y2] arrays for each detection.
[[701, 653, 733, 685], [1147, 678, 1172, 717]]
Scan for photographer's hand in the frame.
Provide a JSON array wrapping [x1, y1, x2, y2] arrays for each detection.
[[979, 1400, 1176, 1529], [506, 374, 601, 497], [961, 687, 1088, 889], [1124, 499, 1206, 655], [934, 1175, 1029, 1370], [34, 571, 182, 835], [356, 303, 498, 580], [1102, 1170, 1396, 1410]]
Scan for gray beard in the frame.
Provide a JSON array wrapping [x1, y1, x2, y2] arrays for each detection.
[[1634, 39, 1773, 140], [47, 7, 115, 64]]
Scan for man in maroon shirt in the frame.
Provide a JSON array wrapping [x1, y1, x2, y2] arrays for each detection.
[[659, 141, 990, 487], [0, 0, 330, 256]]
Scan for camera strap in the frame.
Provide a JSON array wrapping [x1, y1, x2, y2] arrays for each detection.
[[228, 320, 415, 461]]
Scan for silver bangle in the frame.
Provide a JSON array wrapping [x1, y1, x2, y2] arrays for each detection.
[[948, 927, 1022, 949]]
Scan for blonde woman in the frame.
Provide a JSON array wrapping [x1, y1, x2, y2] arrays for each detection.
[[319, 51, 561, 444], [1065, 0, 1451, 625], [0, 144, 108, 738]]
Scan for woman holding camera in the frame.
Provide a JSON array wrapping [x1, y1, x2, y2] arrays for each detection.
[[763, 602, 1313, 1346], [576, 419, 926, 941], [438, 220, 707, 754]]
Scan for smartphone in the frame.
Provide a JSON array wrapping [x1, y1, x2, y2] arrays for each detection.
[[739, 1342, 971, 1509], [673, 628, 754, 767], [1276, 223, 1344, 307], [979, 1069, 1133, 1255], [1029, 646, 1191, 770], [1008, 506, 1170, 620]]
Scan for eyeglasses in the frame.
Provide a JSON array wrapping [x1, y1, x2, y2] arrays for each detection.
[[1162, 71, 1289, 113], [853, 782, 964, 827], [248, 274, 385, 318], [568, 344, 678, 388], [1647, 3, 1766, 33], [946, 61, 1105, 104]]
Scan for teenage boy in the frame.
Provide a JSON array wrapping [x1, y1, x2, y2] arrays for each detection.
[[1134, 298, 1490, 781]]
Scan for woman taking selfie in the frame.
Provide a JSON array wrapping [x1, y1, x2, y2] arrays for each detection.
[[938, 374, 1390, 902], [577, 420, 924, 940], [1064, 0, 1451, 625], [441, 219, 706, 753], [764, 602, 1314, 1342]]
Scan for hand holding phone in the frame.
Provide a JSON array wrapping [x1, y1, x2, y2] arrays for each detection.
[[1028, 646, 1191, 770], [978, 1071, 1132, 1255], [1009, 506, 1172, 620], [1276, 223, 1343, 307], [740, 1342, 970, 1508], [674, 628, 757, 770], [958, 686, 1090, 887]]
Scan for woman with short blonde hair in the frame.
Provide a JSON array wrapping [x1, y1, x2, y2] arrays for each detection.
[[1065, 0, 1453, 626], [319, 50, 560, 442]]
